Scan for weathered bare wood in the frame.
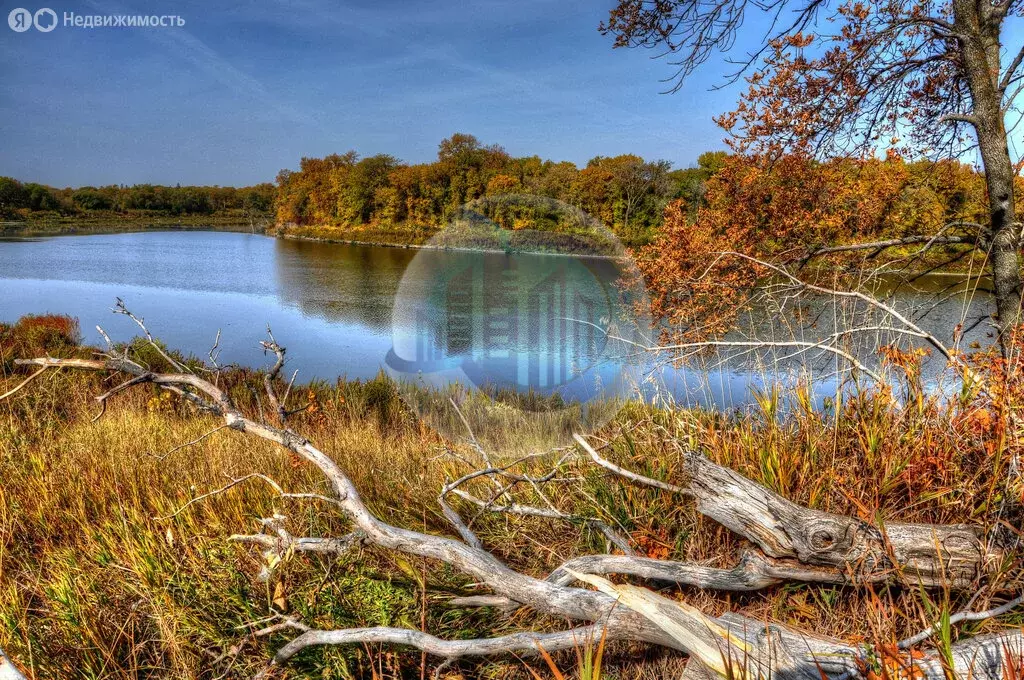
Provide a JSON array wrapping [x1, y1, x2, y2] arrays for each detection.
[[548, 551, 847, 591], [264, 612, 1024, 680], [682, 447, 993, 586], [722, 619, 1024, 680], [578, 572, 1024, 680], [11, 355, 1020, 678], [898, 593, 1024, 649], [0, 649, 27, 680], [271, 623, 611, 665], [259, 328, 288, 423], [577, 434, 998, 587], [230, 522, 366, 557]]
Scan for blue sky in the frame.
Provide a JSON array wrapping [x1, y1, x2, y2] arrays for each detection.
[[0, 0, 747, 187]]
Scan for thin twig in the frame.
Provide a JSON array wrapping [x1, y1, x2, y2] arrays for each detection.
[[113, 298, 191, 373], [0, 365, 50, 401], [147, 424, 230, 461], [157, 473, 284, 520], [898, 593, 1024, 649]]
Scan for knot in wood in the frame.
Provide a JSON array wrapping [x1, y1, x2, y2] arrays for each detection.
[[797, 519, 854, 564], [810, 528, 837, 551]]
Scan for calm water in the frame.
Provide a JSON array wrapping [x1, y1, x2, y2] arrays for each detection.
[[0, 231, 996, 409]]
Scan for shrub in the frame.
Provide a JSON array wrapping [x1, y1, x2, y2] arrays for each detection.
[[0, 314, 81, 358]]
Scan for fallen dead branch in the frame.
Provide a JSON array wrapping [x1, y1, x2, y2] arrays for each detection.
[[5, 306, 1020, 678]]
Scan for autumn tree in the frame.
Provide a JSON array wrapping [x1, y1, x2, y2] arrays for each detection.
[[340, 154, 400, 223], [436, 133, 510, 218], [268, 133, 991, 250], [599, 154, 673, 242], [667, 150, 728, 221], [638, 153, 940, 340], [604, 0, 1024, 352]]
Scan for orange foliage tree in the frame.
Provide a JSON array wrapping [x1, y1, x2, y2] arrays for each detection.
[[637, 153, 987, 343], [604, 0, 1024, 352]]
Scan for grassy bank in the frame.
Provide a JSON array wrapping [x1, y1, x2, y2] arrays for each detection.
[[0, 315, 1021, 679], [3, 218, 432, 248], [269, 222, 437, 248], [0, 216, 431, 250], [0, 214, 265, 238]]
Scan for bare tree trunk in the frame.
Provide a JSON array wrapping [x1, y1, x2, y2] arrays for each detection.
[[955, 0, 1022, 355]]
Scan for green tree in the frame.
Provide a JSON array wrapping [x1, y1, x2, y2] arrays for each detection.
[[0, 177, 28, 217], [340, 154, 401, 224], [668, 151, 729, 221], [71, 187, 112, 211]]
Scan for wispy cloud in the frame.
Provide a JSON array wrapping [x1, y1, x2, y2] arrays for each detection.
[[83, 0, 344, 139]]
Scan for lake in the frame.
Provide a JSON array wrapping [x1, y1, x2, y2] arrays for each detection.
[[0, 230, 995, 411]]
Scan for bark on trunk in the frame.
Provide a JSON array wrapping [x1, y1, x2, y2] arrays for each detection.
[[954, 0, 1022, 355]]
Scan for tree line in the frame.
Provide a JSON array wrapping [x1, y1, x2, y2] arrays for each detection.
[[1, 134, 1002, 252], [0, 177, 275, 220], [274, 133, 691, 245], [273, 133, 999, 247]]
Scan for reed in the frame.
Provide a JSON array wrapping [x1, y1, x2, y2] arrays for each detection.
[[0, 315, 1020, 679]]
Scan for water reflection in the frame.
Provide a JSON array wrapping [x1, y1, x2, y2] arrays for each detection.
[[0, 231, 998, 412], [273, 238, 415, 330]]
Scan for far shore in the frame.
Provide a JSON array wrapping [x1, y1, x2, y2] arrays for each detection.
[[1, 217, 629, 260], [0, 216, 985, 274], [0, 215, 260, 238]]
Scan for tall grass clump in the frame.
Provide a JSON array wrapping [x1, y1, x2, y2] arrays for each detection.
[[0, 315, 1021, 678]]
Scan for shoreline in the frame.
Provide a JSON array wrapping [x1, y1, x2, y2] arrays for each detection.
[[0, 217, 258, 238], [276, 232, 627, 261], [1, 219, 628, 260], [0, 218, 984, 272]]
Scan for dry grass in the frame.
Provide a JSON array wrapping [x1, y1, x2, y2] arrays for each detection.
[[0, 316, 1021, 679]]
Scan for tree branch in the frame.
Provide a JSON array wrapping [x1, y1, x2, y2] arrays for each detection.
[[574, 434, 998, 587], [898, 593, 1024, 650], [547, 551, 850, 591], [1001, 43, 1024, 93], [0, 364, 50, 402], [270, 623, 612, 665], [796, 233, 975, 265]]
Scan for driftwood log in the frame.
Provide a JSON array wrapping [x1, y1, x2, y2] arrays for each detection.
[[8, 345, 1023, 679]]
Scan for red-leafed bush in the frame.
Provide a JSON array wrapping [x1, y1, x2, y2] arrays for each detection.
[[0, 314, 81, 358]]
